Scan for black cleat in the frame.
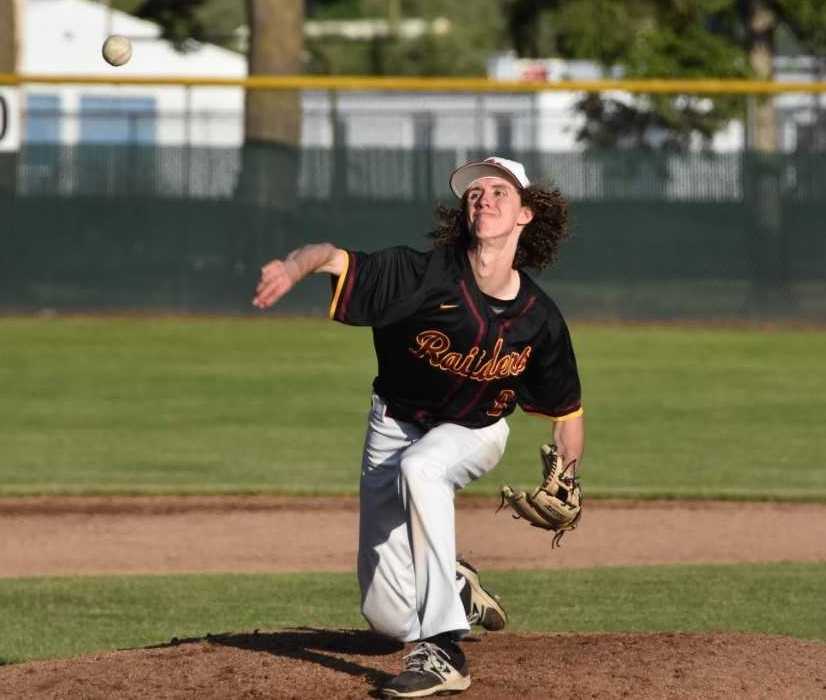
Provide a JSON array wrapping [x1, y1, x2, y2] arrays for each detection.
[[381, 641, 470, 697]]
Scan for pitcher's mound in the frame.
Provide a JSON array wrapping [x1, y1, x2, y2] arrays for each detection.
[[2, 628, 825, 699]]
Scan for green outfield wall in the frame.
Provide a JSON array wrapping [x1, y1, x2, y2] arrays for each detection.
[[1, 146, 824, 321]]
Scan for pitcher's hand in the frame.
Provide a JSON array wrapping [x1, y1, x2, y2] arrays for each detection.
[[252, 258, 301, 309]]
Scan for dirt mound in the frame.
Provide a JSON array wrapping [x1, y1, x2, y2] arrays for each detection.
[[2, 629, 825, 699]]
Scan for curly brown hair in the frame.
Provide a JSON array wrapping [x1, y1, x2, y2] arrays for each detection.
[[428, 184, 570, 270]]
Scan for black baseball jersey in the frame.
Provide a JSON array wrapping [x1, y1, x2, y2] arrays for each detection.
[[329, 244, 582, 429]]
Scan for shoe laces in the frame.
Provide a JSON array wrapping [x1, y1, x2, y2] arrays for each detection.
[[403, 642, 454, 678], [466, 601, 483, 625]]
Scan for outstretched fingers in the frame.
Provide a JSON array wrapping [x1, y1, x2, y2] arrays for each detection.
[[252, 260, 295, 309]]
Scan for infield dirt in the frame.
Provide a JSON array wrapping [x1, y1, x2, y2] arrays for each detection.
[[1, 496, 825, 699]]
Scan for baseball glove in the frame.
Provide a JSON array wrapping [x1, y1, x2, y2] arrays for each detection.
[[498, 444, 582, 548]]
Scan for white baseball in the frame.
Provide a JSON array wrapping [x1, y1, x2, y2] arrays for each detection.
[[102, 35, 132, 67]]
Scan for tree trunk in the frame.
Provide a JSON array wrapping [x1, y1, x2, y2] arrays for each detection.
[[244, 0, 303, 145], [747, 0, 777, 152], [0, 0, 20, 194], [236, 0, 304, 212], [0, 0, 17, 70]]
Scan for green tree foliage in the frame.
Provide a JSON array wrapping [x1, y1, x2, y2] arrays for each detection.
[[774, 0, 826, 50], [509, 0, 749, 149], [382, 0, 507, 76], [132, 0, 209, 49], [509, 0, 826, 149], [306, 0, 508, 76], [110, 0, 244, 52], [309, 0, 363, 20]]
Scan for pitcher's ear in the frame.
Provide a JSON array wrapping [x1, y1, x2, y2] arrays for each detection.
[[518, 206, 534, 226]]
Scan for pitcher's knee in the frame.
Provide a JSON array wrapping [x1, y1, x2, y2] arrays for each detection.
[[400, 455, 438, 489], [362, 599, 417, 641]]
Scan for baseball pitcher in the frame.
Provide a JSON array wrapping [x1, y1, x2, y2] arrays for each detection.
[[253, 156, 584, 698]]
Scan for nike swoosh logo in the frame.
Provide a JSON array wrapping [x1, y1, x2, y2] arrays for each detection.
[[439, 303, 460, 310]]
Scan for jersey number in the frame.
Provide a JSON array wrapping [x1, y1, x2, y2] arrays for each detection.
[[487, 389, 516, 417]]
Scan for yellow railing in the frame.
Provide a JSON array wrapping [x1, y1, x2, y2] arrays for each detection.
[[1, 74, 826, 93]]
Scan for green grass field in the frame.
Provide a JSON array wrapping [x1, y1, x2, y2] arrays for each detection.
[[2, 562, 825, 664], [1, 316, 824, 498]]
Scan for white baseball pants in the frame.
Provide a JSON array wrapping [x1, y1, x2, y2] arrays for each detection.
[[357, 394, 509, 642]]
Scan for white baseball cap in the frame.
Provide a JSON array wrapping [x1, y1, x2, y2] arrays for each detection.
[[449, 156, 530, 198]]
